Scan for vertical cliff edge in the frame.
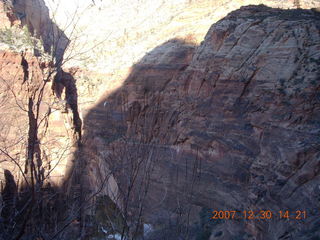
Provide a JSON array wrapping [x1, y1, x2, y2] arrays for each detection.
[[0, 0, 320, 240]]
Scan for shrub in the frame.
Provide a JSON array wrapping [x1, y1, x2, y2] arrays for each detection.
[[0, 26, 47, 57]]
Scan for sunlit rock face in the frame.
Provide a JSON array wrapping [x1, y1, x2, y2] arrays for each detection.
[[0, 1, 18, 29], [82, 5, 320, 239], [1, 0, 320, 239], [1, 0, 69, 62], [0, 0, 78, 188], [22, 0, 320, 105], [0, 50, 79, 187]]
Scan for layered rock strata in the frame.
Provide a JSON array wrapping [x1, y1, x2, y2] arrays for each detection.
[[82, 5, 320, 239]]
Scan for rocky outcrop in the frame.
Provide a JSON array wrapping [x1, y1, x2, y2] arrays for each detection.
[[0, 1, 19, 28], [0, 0, 68, 64], [0, 50, 83, 240], [82, 5, 320, 240], [0, 49, 81, 186], [1, 0, 320, 239], [27, 0, 319, 78], [0, 1, 79, 190]]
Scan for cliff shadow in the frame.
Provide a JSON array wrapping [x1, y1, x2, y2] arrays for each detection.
[[1, 4, 320, 240], [68, 37, 201, 240], [71, 5, 320, 240]]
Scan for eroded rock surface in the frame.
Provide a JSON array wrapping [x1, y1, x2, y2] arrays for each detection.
[[1, 0, 320, 239], [83, 5, 320, 239], [0, 50, 81, 186]]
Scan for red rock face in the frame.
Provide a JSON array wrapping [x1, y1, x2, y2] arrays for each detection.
[[0, 50, 81, 186], [0, 51, 48, 170], [0, 0, 69, 64], [1, 1, 320, 239], [0, 1, 19, 28], [82, 5, 320, 239]]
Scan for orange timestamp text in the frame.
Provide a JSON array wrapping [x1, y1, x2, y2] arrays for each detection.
[[210, 210, 307, 220]]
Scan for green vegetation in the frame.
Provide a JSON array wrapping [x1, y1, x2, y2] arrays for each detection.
[[0, 26, 45, 55]]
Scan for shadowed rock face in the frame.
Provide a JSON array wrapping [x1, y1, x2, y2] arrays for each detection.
[[1, 0, 320, 239], [81, 5, 320, 239]]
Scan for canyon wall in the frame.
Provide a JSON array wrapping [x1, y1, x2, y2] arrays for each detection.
[[81, 4, 320, 240], [0, 0, 320, 239]]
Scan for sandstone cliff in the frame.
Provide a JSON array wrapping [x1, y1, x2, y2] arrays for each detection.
[[0, 0, 320, 239], [81, 4, 320, 240]]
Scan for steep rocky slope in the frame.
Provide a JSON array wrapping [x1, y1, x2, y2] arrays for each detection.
[[9, 0, 320, 107], [81, 5, 320, 240], [50, 0, 320, 111], [0, 0, 78, 187], [0, 0, 320, 239]]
